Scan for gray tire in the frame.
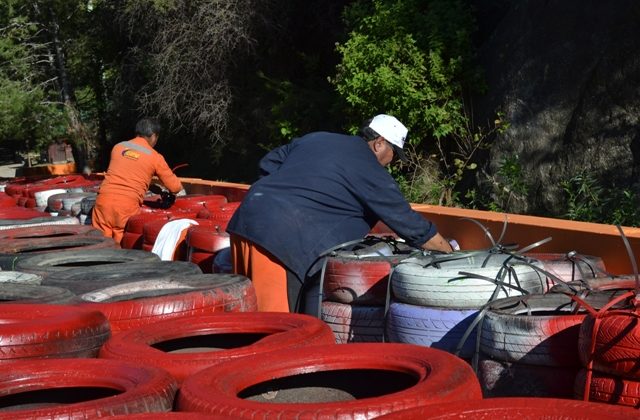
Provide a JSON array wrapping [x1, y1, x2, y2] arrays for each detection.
[[0, 283, 78, 304], [480, 291, 626, 366], [0, 271, 42, 285], [14, 248, 160, 277], [42, 260, 203, 295], [320, 301, 384, 343], [0, 216, 79, 230]]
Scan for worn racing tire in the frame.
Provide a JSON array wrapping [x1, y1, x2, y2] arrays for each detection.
[[177, 343, 481, 418], [0, 358, 177, 418], [0, 304, 110, 359], [0, 283, 78, 304], [100, 312, 334, 384], [14, 248, 160, 278], [0, 224, 102, 241], [0, 236, 117, 270], [41, 260, 202, 294]]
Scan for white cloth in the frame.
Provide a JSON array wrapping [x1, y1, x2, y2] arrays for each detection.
[[151, 219, 199, 261]]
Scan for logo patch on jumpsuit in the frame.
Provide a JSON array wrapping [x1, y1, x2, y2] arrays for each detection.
[[122, 149, 140, 160]]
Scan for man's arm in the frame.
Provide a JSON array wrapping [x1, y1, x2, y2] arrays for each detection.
[[421, 232, 455, 253], [154, 154, 183, 193]]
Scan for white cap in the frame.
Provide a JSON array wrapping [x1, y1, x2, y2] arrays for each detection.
[[368, 114, 408, 149]]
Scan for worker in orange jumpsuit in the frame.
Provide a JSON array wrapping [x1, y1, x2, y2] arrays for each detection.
[[92, 118, 184, 244]]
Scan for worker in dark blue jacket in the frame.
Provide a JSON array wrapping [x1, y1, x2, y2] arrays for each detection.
[[227, 114, 454, 312]]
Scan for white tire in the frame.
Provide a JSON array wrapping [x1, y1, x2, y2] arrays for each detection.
[[391, 252, 544, 308]]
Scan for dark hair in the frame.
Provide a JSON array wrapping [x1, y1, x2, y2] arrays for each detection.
[[135, 118, 161, 137], [358, 118, 380, 142]]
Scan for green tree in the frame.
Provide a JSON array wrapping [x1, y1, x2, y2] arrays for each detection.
[[331, 0, 482, 205], [0, 0, 107, 170]]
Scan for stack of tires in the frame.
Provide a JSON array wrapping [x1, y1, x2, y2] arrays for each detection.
[[575, 290, 640, 408], [477, 290, 626, 398], [121, 209, 173, 249], [5, 175, 100, 211], [320, 238, 418, 343], [0, 303, 179, 417], [0, 225, 117, 270], [385, 251, 545, 360], [46, 191, 97, 218], [140, 213, 200, 254]]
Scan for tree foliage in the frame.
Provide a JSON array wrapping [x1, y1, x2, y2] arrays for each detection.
[[120, 0, 260, 153], [331, 0, 482, 204]]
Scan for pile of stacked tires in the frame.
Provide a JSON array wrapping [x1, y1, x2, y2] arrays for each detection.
[[570, 277, 640, 408], [0, 175, 100, 226], [319, 237, 417, 343], [121, 194, 239, 273], [317, 237, 636, 404]]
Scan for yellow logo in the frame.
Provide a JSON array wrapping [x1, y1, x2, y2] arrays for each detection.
[[122, 149, 140, 160]]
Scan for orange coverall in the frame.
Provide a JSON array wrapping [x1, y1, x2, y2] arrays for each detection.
[[92, 136, 183, 244]]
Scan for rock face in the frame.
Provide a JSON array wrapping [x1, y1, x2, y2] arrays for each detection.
[[472, 0, 640, 216]]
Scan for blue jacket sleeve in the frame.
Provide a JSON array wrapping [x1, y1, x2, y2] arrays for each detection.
[[350, 163, 437, 248], [259, 142, 295, 177]]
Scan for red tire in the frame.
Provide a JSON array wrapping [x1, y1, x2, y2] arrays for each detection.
[[186, 227, 230, 253], [323, 257, 392, 304], [377, 397, 639, 419], [121, 231, 143, 249], [111, 414, 227, 419], [142, 216, 204, 246], [125, 211, 173, 235], [0, 303, 110, 359], [78, 273, 258, 333], [177, 343, 481, 418], [0, 192, 18, 207], [189, 250, 215, 273], [579, 309, 640, 378], [172, 195, 227, 211], [0, 207, 47, 219], [0, 358, 177, 418], [100, 312, 334, 384], [23, 197, 36, 208], [574, 368, 640, 408]]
